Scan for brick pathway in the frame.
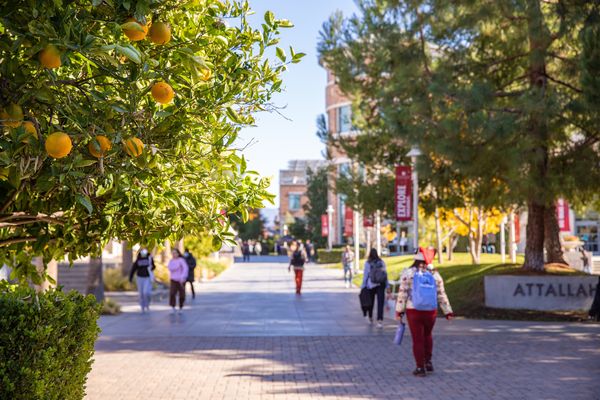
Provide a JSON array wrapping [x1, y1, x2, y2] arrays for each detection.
[[86, 261, 600, 400]]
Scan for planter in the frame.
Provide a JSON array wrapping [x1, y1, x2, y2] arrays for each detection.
[[485, 275, 597, 311]]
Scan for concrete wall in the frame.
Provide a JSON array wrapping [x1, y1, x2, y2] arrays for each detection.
[[485, 275, 598, 311]]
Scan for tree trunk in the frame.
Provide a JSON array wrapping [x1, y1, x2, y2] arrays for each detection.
[[121, 241, 133, 276], [523, 0, 550, 271], [434, 207, 443, 264], [86, 256, 104, 302], [447, 233, 456, 261], [523, 202, 545, 271], [544, 205, 567, 264]]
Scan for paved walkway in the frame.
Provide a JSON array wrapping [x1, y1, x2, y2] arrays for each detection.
[[87, 261, 600, 400]]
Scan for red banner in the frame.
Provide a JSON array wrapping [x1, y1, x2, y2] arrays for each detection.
[[363, 214, 374, 227], [395, 166, 412, 221], [321, 214, 329, 237], [514, 216, 520, 244], [556, 199, 570, 232], [343, 206, 354, 237]]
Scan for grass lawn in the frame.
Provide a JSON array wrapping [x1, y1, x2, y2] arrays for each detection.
[[325, 253, 588, 321]]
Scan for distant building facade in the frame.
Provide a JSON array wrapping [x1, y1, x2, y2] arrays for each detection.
[[325, 68, 356, 245], [279, 160, 328, 233]]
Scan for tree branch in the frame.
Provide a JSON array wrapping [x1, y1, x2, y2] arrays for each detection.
[[0, 237, 37, 247], [545, 74, 582, 93]]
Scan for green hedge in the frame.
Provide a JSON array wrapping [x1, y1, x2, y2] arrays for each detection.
[[317, 249, 344, 264], [0, 284, 101, 400]]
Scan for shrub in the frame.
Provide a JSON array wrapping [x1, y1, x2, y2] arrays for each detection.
[[0, 284, 100, 400], [197, 259, 230, 280], [317, 249, 344, 264], [101, 297, 122, 315], [103, 268, 135, 291]]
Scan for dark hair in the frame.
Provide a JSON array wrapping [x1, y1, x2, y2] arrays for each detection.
[[172, 248, 182, 257], [184, 248, 189, 252], [410, 260, 426, 269], [368, 248, 380, 263]]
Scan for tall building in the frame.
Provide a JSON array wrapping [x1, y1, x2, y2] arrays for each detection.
[[325, 68, 356, 245], [279, 160, 328, 233]]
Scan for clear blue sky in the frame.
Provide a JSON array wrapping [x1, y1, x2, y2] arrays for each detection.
[[238, 0, 357, 208]]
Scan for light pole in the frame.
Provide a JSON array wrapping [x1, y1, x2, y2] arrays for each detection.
[[375, 209, 382, 256], [327, 204, 334, 251], [500, 216, 507, 263], [407, 147, 422, 252], [353, 210, 360, 272]]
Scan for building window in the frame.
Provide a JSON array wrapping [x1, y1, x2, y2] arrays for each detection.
[[339, 162, 351, 178], [289, 194, 301, 211], [337, 105, 352, 133]]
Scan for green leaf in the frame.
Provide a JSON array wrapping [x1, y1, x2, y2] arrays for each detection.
[[276, 47, 286, 62], [76, 194, 93, 214], [115, 45, 141, 64], [264, 11, 275, 26], [120, 22, 143, 32], [276, 19, 294, 28], [74, 159, 97, 168]]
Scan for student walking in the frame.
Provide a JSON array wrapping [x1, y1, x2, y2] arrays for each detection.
[[288, 241, 307, 295], [242, 241, 251, 262], [168, 249, 189, 314], [395, 248, 454, 377], [361, 249, 388, 328], [183, 248, 197, 300], [341, 245, 354, 288], [128, 248, 155, 313]]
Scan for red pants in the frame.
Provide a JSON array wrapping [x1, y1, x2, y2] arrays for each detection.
[[406, 309, 437, 368], [294, 269, 303, 293]]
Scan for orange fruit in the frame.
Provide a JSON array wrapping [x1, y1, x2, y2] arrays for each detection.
[[151, 82, 174, 104], [200, 68, 212, 82], [45, 132, 72, 159], [148, 22, 171, 44], [122, 18, 148, 41], [21, 121, 38, 143], [39, 45, 62, 69], [1, 103, 24, 128], [123, 137, 144, 157], [88, 135, 112, 158]]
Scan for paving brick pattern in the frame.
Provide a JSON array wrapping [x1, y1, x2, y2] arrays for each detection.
[[86, 261, 600, 400]]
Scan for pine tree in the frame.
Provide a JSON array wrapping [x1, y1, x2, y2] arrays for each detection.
[[319, 0, 600, 270]]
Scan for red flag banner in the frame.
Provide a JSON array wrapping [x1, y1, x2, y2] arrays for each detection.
[[395, 166, 412, 221], [363, 214, 374, 228], [556, 199, 571, 232], [321, 214, 329, 237], [514, 216, 520, 244], [343, 206, 354, 237]]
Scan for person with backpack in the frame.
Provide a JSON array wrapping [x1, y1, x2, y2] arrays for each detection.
[[288, 241, 307, 295], [129, 247, 156, 313], [183, 248, 197, 300], [395, 247, 454, 377], [361, 248, 388, 328], [341, 245, 355, 288]]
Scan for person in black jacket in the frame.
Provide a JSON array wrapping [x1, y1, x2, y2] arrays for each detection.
[[183, 248, 197, 299], [129, 248, 156, 313]]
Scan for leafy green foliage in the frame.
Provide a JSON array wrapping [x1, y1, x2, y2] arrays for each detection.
[[0, 284, 100, 399], [0, 0, 303, 282], [319, 0, 600, 270], [316, 248, 344, 264], [230, 208, 264, 241], [302, 167, 328, 248]]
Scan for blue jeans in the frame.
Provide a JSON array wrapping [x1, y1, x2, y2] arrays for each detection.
[[343, 263, 353, 283], [136, 276, 152, 310]]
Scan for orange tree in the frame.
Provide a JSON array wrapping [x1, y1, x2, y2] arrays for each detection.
[[0, 0, 304, 283]]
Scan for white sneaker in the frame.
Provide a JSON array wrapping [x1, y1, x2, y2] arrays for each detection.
[[170, 307, 176, 314], [345, 282, 350, 289], [366, 317, 373, 325], [177, 309, 183, 314], [376, 321, 383, 329]]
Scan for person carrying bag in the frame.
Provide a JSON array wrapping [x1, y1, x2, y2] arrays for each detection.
[[395, 247, 454, 377]]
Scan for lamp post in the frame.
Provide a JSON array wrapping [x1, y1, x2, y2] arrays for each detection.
[[500, 216, 507, 263], [327, 204, 334, 251], [353, 210, 360, 272], [375, 209, 382, 256], [406, 147, 422, 252]]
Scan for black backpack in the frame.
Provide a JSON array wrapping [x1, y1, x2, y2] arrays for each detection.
[[291, 250, 305, 267], [369, 259, 387, 284]]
